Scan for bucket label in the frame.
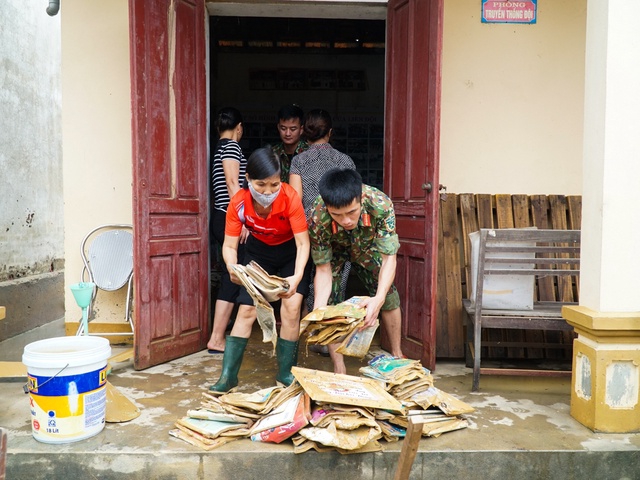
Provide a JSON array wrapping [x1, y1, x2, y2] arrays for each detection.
[[28, 366, 107, 396], [30, 385, 107, 442], [84, 387, 108, 426], [27, 364, 108, 443]]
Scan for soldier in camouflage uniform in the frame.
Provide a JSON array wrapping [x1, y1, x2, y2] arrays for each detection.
[[272, 104, 309, 183], [308, 168, 405, 374]]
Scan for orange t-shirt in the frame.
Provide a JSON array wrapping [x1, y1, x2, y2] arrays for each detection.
[[225, 182, 308, 246]]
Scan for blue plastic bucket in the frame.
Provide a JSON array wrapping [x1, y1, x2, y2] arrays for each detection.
[[22, 336, 111, 443]]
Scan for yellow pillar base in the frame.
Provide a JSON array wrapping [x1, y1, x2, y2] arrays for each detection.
[[563, 306, 640, 433]]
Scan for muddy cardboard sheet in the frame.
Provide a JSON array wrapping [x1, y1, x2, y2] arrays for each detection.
[[291, 367, 404, 413]]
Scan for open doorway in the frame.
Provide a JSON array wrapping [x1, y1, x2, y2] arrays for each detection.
[[207, 15, 387, 332], [208, 16, 386, 190]]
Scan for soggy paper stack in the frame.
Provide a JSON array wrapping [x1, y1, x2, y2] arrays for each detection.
[[299, 296, 379, 358], [293, 404, 384, 454], [230, 261, 289, 351], [169, 383, 310, 449], [289, 366, 402, 453], [171, 360, 474, 452], [360, 355, 472, 440], [360, 354, 434, 400], [250, 392, 311, 444]]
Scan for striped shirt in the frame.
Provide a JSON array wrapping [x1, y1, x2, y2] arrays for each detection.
[[211, 139, 246, 212]]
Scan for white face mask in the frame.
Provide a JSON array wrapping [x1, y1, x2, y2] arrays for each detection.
[[248, 182, 280, 208]]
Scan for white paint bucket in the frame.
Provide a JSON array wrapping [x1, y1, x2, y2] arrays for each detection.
[[22, 336, 111, 443]]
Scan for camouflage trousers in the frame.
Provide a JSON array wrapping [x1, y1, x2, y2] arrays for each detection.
[[327, 253, 400, 310]]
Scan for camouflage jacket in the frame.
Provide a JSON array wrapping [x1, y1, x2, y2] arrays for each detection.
[[308, 185, 400, 266], [272, 140, 309, 183]]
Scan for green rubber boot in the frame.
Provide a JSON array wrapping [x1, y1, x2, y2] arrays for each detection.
[[209, 336, 248, 393], [275, 337, 299, 386]]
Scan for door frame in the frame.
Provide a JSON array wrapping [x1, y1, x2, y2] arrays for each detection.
[[130, 1, 444, 367]]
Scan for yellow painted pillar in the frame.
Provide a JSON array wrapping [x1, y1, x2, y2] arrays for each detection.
[[563, 306, 640, 433]]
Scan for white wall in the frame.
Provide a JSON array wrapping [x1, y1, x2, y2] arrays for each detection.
[[0, 1, 63, 279], [440, 0, 586, 194], [62, 0, 132, 322]]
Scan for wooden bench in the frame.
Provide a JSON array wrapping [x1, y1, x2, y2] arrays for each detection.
[[435, 193, 582, 361], [463, 228, 580, 391]]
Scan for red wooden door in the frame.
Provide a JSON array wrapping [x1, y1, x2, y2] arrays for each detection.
[[129, 0, 209, 369], [384, 0, 443, 370]]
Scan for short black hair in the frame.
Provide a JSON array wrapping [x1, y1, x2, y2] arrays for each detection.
[[246, 145, 281, 181], [277, 104, 304, 123], [214, 107, 242, 134], [318, 168, 363, 208], [302, 109, 332, 142]]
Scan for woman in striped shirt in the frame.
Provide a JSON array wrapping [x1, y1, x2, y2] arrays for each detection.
[[208, 107, 248, 354]]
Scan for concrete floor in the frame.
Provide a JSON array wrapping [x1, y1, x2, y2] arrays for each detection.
[[1, 319, 640, 480]]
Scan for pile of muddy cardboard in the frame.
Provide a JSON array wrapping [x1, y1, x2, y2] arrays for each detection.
[[170, 356, 473, 453], [170, 383, 308, 450]]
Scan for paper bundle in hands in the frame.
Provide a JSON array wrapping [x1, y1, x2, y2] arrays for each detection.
[[299, 296, 379, 358], [230, 261, 290, 351]]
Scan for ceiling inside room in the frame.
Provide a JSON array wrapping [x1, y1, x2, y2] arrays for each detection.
[[211, 16, 386, 53], [206, 1, 387, 21]]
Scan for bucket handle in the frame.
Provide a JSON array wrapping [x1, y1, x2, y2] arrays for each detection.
[[23, 364, 70, 395]]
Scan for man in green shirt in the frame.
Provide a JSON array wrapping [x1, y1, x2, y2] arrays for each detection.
[[272, 104, 308, 183], [308, 168, 405, 373]]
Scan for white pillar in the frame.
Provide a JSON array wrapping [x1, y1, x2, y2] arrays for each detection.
[[580, 0, 640, 312], [566, 0, 640, 433]]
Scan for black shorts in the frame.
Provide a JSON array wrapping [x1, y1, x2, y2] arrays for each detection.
[[236, 236, 312, 306]]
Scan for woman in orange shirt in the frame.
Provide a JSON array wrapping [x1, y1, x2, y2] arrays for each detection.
[[210, 146, 311, 392]]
